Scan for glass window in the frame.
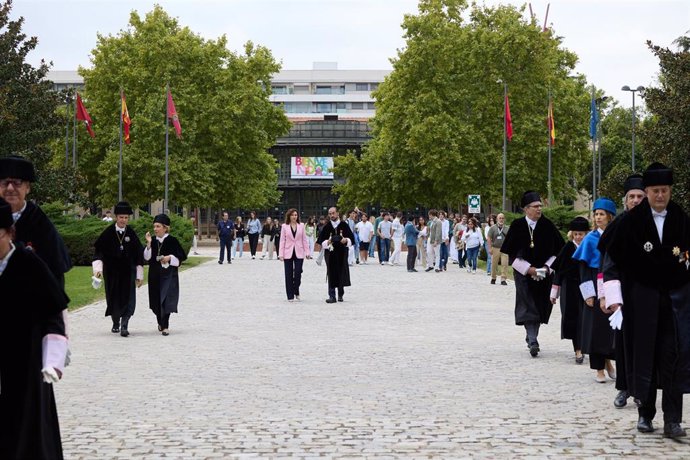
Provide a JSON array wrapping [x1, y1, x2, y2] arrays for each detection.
[[367, 102, 376, 110], [272, 85, 287, 94], [339, 86, 345, 94], [355, 83, 368, 91], [336, 103, 346, 110], [351, 102, 364, 110], [315, 103, 334, 113], [370, 83, 379, 90], [315, 86, 332, 95]]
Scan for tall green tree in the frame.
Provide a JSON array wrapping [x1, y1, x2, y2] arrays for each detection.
[[641, 35, 690, 212], [0, 0, 80, 203], [335, 0, 591, 211], [79, 6, 289, 209]]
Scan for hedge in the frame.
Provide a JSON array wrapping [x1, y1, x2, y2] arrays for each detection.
[[48, 205, 193, 266]]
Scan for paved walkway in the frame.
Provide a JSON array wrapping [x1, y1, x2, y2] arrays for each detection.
[[59, 247, 689, 459]]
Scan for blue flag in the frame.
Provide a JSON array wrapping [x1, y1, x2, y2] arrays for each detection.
[[589, 97, 599, 139]]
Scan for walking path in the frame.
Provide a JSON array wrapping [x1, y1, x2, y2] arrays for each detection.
[[58, 247, 689, 458]]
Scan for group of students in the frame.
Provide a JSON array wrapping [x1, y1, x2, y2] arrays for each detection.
[[505, 164, 690, 439]]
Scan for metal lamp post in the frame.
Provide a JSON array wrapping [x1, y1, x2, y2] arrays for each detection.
[[621, 85, 645, 171]]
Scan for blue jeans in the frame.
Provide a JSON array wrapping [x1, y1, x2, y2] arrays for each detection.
[[369, 235, 377, 257], [232, 237, 244, 258], [439, 242, 448, 269], [484, 241, 491, 273], [219, 237, 231, 262], [466, 246, 479, 270], [379, 238, 390, 263]]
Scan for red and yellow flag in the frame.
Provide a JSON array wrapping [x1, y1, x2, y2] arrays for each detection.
[[121, 92, 131, 144], [547, 99, 555, 146]]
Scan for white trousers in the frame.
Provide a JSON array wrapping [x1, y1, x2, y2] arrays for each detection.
[[391, 237, 402, 264], [426, 243, 437, 269]]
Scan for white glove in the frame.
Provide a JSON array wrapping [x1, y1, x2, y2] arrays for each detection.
[[42, 367, 60, 384], [608, 308, 623, 330]]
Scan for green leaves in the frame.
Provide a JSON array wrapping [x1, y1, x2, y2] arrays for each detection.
[[77, 5, 289, 209], [336, 0, 591, 211]]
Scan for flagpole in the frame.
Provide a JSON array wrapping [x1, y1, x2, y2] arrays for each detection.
[[591, 89, 597, 202], [547, 90, 553, 205], [164, 84, 170, 214], [65, 94, 70, 167], [502, 83, 507, 211], [73, 95, 77, 168], [116, 91, 121, 201]]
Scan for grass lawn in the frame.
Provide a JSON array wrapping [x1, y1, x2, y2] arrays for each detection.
[[64, 257, 213, 311]]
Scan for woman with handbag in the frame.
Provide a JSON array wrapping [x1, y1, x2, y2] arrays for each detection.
[[279, 208, 311, 301]]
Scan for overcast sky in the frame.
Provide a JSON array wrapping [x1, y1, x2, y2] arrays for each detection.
[[11, 0, 690, 108]]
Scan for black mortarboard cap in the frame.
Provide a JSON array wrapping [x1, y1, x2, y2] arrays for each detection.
[[643, 162, 673, 187], [623, 174, 644, 193], [569, 216, 590, 232], [113, 201, 133, 215], [153, 213, 171, 226], [0, 155, 36, 182], [521, 191, 542, 208]]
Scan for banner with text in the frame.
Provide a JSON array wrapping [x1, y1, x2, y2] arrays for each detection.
[[291, 156, 334, 179]]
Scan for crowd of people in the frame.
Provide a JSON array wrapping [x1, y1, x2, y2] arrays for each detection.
[[3, 151, 690, 458]]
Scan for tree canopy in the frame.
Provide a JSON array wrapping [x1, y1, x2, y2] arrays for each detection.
[[641, 35, 690, 212], [78, 6, 289, 209], [334, 0, 592, 211]]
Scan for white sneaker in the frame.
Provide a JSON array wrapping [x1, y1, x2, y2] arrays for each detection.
[[295, 295, 301, 301], [472, 269, 477, 274]]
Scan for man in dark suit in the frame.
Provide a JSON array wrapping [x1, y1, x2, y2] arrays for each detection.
[[316, 206, 355, 303]]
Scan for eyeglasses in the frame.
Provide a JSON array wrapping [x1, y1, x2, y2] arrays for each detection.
[[0, 179, 24, 189]]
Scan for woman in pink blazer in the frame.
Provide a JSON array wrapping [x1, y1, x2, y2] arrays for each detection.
[[279, 208, 311, 301]]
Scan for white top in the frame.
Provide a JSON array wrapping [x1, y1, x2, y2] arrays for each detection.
[[651, 208, 667, 242], [355, 221, 374, 242], [461, 228, 484, 249], [378, 220, 393, 239], [441, 219, 450, 242], [391, 218, 404, 238]]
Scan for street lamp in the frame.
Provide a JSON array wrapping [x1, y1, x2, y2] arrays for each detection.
[[621, 85, 645, 171]]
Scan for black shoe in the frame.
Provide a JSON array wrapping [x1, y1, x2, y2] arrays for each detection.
[[325, 298, 337, 304], [501, 280, 508, 286], [338, 296, 344, 302], [111, 325, 120, 333], [435, 269, 441, 272], [575, 355, 584, 365], [411, 269, 418, 272], [490, 279, 496, 284], [218, 260, 223, 264], [663, 422, 687, 439], [425, 267, 434, 272], [614, 390, 629, 408], [529, 343, 540, 357], [637, 417, 655, 433]]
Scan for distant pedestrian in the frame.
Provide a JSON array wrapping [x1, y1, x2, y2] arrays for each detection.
[[217, 211, 234, 264], [246, 211, 261, 259], [438, 211, 450, 271], [355, 212, 373, 264], [102, 210, 113, 222], [487, 213, 510, 285], [425, 210, 442, 272], [305, 216, 317, 255], [260, 217, 275, 259], [232, 216, 245, 259], [484, 215, 496, 275], [377, 212, 393, 265], [279, 208, 310, 302], [461, 217, 484, 273], [416, 216, 428, 268], [391, 211, 404, 265], [144, 214, 187, 336], [404, 215, 420, 272]]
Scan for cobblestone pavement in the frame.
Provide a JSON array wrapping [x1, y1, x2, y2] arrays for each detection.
[[58, 247, 690, 459]]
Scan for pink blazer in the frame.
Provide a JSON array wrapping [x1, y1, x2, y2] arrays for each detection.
[[279, 223, 310, 259]]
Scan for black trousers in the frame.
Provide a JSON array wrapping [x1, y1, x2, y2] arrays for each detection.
[[219, 237, 231, 262], [248, 233, 260, 256], [406, 245, 417, 270], [328, 286, 345, 299], [639, 298, 683, 423], [589, 353, 607, 371], [156, 311, 171, 329], [525, 322, 540, 345], [615, 329, 627, 390], [283, 256, 304, 300]]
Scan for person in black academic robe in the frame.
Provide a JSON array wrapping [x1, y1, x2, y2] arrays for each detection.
[[550, 217, 590, 364], [144, 214, 187, 336], [316, 206, 355, 303], [0, 198, 69, 460], [573, 198, 617, 383], [598, 174, 646, 408], [605, 163, 690, 438], [93, 201, 144, 336], [501, 191, 565, 357], [0, 155, 72, 287]]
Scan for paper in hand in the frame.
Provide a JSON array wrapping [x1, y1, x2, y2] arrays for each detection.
[[608, 308, 623, 330]]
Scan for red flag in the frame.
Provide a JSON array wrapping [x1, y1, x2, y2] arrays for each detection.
[[121, 92, 131, 144], [505, 94, 513, 142], [75, 93, 95, 138], [167, 90, 182, 139], [547, 99, 555, 146]]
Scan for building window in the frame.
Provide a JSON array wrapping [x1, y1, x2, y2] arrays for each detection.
[[355, 83, 368, 91], [315, 103, 334, 113], [315, 86, 332, 95], [370, 83, 379, 90], [272, 85, 288, 94], [351, 102, 364, 110], [367, 102, 376, 110], [336, 103, 346, 111]]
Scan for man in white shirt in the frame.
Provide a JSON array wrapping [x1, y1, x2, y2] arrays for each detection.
[[355, 213, 374, 264], [390, 211, 404, 265], [377, 212, 393, 265], [438, 211, 450, 271]]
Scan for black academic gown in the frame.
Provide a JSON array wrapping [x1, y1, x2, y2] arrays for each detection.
[[501, 216, 565, 325], [316, 221, 354, 290], [94, 224, 144, 320], [0, 244, 68, 460], [147, 235, 187, 316], [606, 198, 690, 398], [552, 241, 583, 342], [14, 201, 72, 287]]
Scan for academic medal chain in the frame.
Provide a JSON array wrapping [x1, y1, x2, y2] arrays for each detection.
[[116, 228, 126, 251], [528, 224, 535, 249]]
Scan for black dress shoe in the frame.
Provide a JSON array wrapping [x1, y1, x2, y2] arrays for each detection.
[[490, 279, 496, 284], [613, 390, 628, 408], [663, 422, 687, 439], [501, 280, 508, 286], [111, 326, 120, 333], [637, 416, 655, 433], [218, 260, 223, 264], [338, 296, 344, 302], [425, 267, 434, 272], [120, 329, 130, 337], [529, 343, 539, 357], [325, 298, 337, 304]]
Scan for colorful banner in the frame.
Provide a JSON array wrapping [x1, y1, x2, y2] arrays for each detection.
[[290, 156, 334, 179]]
